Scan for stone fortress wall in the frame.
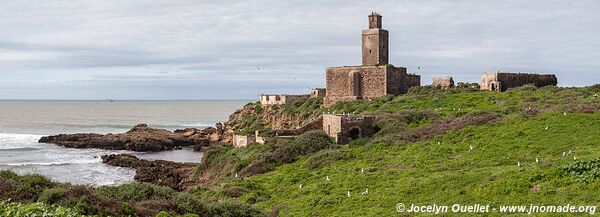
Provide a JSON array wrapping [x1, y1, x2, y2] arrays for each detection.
[[432, 76, 455, 89], [481, 72, 557, 92]]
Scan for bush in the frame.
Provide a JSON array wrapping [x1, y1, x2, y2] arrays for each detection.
[[172, 193, 209, 214], [95, 182, 176, 202], [562, 158, 600, 183], [37, 187, 65, 204], [273, 131, 335, 163], [0, 201, 81, 216], [209, 201, 265, 217], [13, 173, 55, 201]]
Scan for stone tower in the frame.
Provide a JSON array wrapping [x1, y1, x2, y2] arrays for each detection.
[[362, 12, 388, 66], [324, 12, 421, 107]]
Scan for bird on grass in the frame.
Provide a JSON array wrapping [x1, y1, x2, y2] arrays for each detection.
[[517, 161, 522, 167], [574, 156, 579, 161], [564, 112, 567, 116], [326, 176, 330, 181], [299, 184, 303, 189], [361, 168, 365, 174], [469, 145, 474, 152], [361, 188, 369, 195], [545, 126, 549, 130], [562, 152, 567, 158], [536, 158, 539, 163], [235, 173, 238, 178], [347, 190, 352, 198]]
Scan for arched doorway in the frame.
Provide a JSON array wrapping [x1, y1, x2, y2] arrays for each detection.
[[348, 127, 361, 140]]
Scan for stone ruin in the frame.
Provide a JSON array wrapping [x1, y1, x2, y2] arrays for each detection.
[[260, 94, 310, 106], [480, 72, 557, 92], [311, 88, 326, 98], [432, 76, 455, 89], [322, 114, 375, 144], [324, 12, 421, 107]]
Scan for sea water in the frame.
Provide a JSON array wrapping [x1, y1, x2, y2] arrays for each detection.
[[0, 100, 247, 185]]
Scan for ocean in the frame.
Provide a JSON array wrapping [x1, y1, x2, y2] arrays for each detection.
[[0, 100, 248, 185]]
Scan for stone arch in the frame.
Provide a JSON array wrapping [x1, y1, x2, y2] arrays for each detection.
[[348, 126, 361, 140]]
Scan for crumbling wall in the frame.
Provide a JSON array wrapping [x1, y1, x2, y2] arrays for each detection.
[[325, 65, 420, 107], [432, 77, 455, 89], [403, 74, 422, 93], [480, 72, 557, 92], [260, 94, 310, 106], [232, 135, 255, 147], [311, 88, 326, 98], [324, 66, 386, 106], [322, 114, 375, 144]]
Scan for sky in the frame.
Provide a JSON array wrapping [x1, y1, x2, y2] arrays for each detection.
[[0, 0, 599, 99]]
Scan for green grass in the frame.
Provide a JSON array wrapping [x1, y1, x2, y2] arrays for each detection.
[[244, 112, 600, 216], [5, 85, 600, 216], [201, 85, 600, 216]]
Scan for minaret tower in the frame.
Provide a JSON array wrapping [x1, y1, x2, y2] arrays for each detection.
[[361, 12, 388, 65]]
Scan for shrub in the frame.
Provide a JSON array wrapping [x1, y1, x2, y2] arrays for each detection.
[[37, 187, 65, 204], [95, 182, 176, 202], [273, 131, 335, 163], [0, 201, 81, 216], [209, 201, 265, 217], [172, 193, 208, 214], [122, 202, 136, 216], [561, 158, 600, 183], [13, 173, 55, 201]]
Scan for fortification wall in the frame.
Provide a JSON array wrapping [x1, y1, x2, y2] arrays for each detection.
[[480, 72, 557, 92], [260, 94, 310, 106], [324, 66, 387, 106], [403, 74, 421, 93], [432, 77, 455, 89]]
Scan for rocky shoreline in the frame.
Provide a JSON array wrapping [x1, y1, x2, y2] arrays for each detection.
[[101, 154, 200, 190], [39, 123, 225, 152], [38, 123, 230, 189]]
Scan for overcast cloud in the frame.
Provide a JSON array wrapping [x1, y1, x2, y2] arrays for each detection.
[[0, 0, 598, 99]]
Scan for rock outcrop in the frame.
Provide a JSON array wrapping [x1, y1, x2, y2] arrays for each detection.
[[225, 103, 320, 131], [39, 124, 222, 152], [101, 154, 199, 190]]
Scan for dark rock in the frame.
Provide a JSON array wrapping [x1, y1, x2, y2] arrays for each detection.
[[101, 154, 198, 190], [39, 124, 222, 152]]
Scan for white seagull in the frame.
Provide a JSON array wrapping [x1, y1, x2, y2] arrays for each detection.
[[469, 145, 474, 151], [545, 126, 549, 130], [361, 168, 365, 174], [347, 190, 351, 198], [562, 152, 567, 158], [574, 156, 579, 161], [299, 184, 303, 189], [361, 188, 369, 195], [326, 176, 330, 181], [517, 161, 522, 167], [536, 158, 539, 163]]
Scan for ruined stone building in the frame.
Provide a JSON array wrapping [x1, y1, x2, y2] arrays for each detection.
[[432, 77, 455, 89], [311, 88, 326, 98], [260, 94, 310, 106], [324, 12, 421, 107], [480, 72, 557, 92], [322, 114, 375, 144]]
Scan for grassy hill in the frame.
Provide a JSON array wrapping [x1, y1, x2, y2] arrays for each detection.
[[198, 85, 600, 216], [4, 85, 600, 216]]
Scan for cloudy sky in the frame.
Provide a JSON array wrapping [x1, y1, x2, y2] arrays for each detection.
[[0, 0, 598, 99]]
